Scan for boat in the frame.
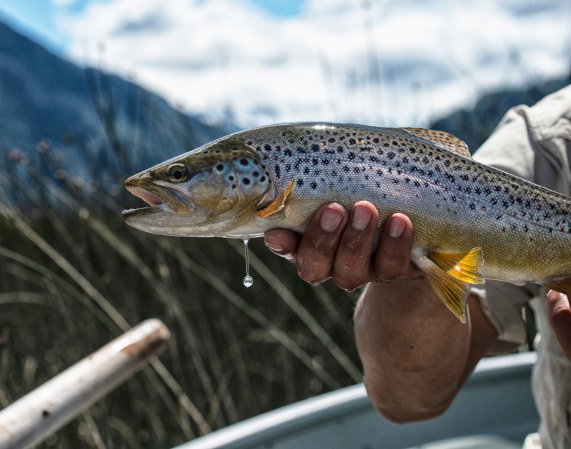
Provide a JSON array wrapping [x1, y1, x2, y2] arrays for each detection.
[[174, 352, 538, 449]]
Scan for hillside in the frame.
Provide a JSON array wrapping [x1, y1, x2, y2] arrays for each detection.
[[0, 20, 229, 187]]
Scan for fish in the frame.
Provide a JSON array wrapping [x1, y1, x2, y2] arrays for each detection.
[[122, 122, 571, 322]]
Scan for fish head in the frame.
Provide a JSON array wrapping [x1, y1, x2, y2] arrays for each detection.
[[122, 140, 275, 237]]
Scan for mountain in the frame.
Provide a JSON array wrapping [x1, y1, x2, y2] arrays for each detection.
[[0, 20, 231, 188], [430, 75, 571, 152]]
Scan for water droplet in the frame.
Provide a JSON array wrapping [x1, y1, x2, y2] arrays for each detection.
[[242, 239, 253, 288], [243, 275, 254, 288]]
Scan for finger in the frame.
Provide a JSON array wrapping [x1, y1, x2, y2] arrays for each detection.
[[296, 203, 349, 285], [547, 290, 571, 359], [264, 229, 300, 262], [332, 201, 379, 291], [373, 213, 417, 281]]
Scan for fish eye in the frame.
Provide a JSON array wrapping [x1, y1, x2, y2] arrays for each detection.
[[166, 164, 189, 183]]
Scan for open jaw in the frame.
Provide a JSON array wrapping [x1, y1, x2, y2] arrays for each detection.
[[122, 185, 173, 218], [128, 186, 163, 207]]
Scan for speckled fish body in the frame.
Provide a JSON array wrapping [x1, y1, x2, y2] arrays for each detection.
[[123, 123, 571, 321]]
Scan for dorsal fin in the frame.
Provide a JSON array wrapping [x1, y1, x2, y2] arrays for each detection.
[[402, 128, 471, 158]]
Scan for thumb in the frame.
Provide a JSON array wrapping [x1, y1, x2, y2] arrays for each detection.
[[547, 290, 571, 359]]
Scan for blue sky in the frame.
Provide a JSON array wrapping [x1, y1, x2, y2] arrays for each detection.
[[1, 0, 569, 128]]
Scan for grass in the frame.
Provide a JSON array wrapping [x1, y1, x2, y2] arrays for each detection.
[[0, 133, 361, 448]]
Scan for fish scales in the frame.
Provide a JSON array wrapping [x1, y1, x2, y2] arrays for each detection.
[[245, 124, 571, 281], [123, 122, 571, 322]]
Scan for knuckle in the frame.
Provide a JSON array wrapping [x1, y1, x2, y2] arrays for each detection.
[[333, 274, 366, 291], [376, 257, 408, 281], [297, 256, 329, 285]]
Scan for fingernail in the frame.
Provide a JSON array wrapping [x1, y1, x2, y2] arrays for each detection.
[[388, 216, 406, 238], [320, 208, 343, 232], [352, 207, 372, 231], [264, 237, 284, 253]]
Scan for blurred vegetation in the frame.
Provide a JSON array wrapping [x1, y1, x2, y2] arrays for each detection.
[[0, 78, 360, 448]]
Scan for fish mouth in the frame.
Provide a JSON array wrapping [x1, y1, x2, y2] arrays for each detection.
[[122, 179, 189, 219]]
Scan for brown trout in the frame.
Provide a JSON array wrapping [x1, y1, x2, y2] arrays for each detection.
[[123, 123, 571, 322]]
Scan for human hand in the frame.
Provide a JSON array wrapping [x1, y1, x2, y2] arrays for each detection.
[[263, 201, 421, 291], [547, 290, 571, 359]]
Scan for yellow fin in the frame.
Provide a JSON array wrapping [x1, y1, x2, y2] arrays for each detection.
[[428, 247, 485, 285], [412, 250, 470, 323], [402, 128, 471, 158], [544, 277, 571, 297], [255, 177, 296, 218]]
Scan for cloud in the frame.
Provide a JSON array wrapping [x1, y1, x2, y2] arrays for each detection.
[[59, 0, 571, 127]]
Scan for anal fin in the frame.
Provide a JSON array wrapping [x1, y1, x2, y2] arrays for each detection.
[[545, 277, 571, 297]]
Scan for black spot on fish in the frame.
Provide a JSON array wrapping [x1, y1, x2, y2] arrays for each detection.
[[310, 181, 317, 190], [260, 175, 266, 182], [253, 171, 259, 177], [349, 138, 356, 145], [373, 137, 380, 143], [348, 152, 356, 160], [303, 167, 310, 174], [311, 144, 319, 152], [275, 166, 281, 179], [240, 158, 249, 166], [216, 164, 224, 172], [242, 177, 251, 185], [297, 179, 304, 187]]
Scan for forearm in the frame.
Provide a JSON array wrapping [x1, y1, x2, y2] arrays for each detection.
[[354, 280, 474, 422]]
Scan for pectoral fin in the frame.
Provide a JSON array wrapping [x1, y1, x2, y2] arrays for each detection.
[[412, 248, 484, 323], [256, 177, 296, 218]]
